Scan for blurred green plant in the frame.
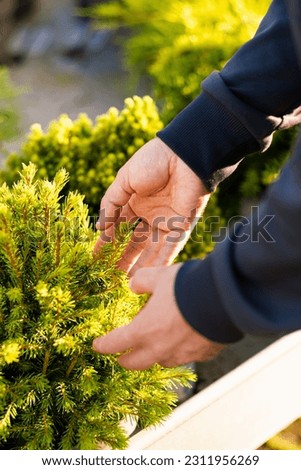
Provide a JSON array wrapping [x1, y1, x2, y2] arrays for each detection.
[[0, 96, 163, 212], [88, 0, 270, 122], [0, 67, 20, 143], [239, 127, 298, 201]]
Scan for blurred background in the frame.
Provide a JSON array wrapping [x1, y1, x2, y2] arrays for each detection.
[[0, 0, 146, 159]]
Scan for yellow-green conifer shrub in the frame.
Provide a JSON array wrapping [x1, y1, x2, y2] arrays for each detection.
[[0, 164, 195, 450], [0, 94, 222, 261], [0, 96, 163, 216]]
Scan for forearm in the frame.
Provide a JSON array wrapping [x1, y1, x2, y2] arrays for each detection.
[[158, 0, 301, 191], [175, 135, 301, 342]]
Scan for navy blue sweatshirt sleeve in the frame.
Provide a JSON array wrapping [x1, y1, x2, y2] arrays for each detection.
[[158, 0, 301, 191], [175, 137, 301, 342]]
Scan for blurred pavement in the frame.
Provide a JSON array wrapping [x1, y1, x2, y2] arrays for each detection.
[[1, 1, 149, 163]]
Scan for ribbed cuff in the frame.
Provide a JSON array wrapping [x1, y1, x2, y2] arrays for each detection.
[[174, 258, 244, 343], [158, 90, 259, 192]]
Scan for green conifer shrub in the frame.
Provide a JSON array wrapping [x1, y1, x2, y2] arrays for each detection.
[[0, 95, 222, 262], [0, 163, 195, 450], [0, 96, 163, 213]]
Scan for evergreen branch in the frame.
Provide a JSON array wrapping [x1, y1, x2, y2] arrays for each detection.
[[0, 213, 22, 281], [1, 241, 21, 281], [42, 349, 51, 376], [44, 206, 50, 242], [22, 206, 28, 225], [35, 243, 43, 282], [0, 402, 18, 432], [66, 356, 79, 379], [55, 228, 62, 268]]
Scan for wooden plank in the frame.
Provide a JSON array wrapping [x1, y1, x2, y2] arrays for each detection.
[[129, 331, 301, 450]]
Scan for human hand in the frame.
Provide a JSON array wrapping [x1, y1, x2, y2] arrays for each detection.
[[92, 264, 224, 370], [94, 138, 210, 275]]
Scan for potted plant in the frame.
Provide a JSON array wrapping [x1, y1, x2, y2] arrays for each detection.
[[0, 163, 194, 450]]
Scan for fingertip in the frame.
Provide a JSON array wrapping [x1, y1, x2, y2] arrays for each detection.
[[92, 337, 102, 353], [92, 335, 113, 355], [116, 258, 131, 274], [92, 325, 135, 356], [93, 237, 104, 257], [128, 267, 147, 293], [129, 266, 160, 294], [117, 352, 152, 371], [128, 271, 137, 292], [97, 207, 107, 231], [94, 228, 115, 256]]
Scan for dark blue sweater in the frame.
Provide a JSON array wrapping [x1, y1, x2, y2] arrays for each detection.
[[157, 0, 301, 343]]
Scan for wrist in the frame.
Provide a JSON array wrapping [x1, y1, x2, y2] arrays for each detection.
[[157, 88, 258, 191], [156, 136, 211, 198]]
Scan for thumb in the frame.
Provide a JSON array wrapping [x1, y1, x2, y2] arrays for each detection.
[[129, 266, 165, 294], [93, 324, 133, 355]]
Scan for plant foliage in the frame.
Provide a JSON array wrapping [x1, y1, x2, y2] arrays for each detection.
[[239, 127, 298, 200], [0, 96, 222, 261], [0, 96, 163, 213], [89, 0, 270, 122], [0, 67, 20, 143], [0, 164, 195, 450]]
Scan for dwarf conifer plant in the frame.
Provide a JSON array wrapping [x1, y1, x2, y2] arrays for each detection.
[[0, 164, 195, 450], [0, 95, 223, 262], [0, 96, 163, 213]]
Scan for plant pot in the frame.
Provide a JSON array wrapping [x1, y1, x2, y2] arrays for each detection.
[[129, 331, 301, 450]]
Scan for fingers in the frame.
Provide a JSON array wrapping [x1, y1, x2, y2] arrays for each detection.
[[93, 223, 116, 255], [117, 349, 158, 371], [93, 265, 164, 369], [94, 202, 138, 256], [150, 229, 191, 265], [129, 266, 164, 294], [93, 324, 134, 355], [97, 168, 132, 231], [116, 220, 150, 272], [117, 221, 170, 274], [95, 213, 192, 275], [128, 228, 190, 276], [92, 307, 161, 370], [92, 260, 225, 371]]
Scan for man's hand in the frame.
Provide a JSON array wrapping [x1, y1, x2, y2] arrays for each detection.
[[94, 138, 210, 275], [92, 264, 224, 370]]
